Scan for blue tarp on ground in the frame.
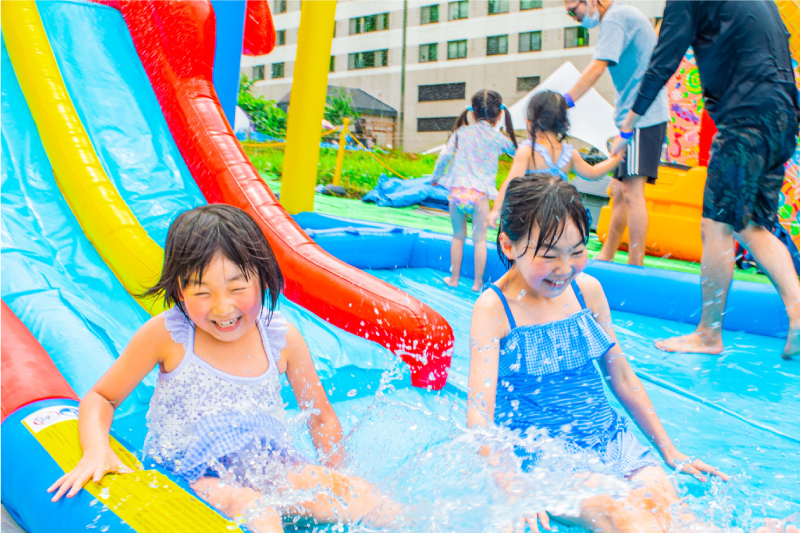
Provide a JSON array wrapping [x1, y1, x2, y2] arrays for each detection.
[[362, 175, 450, 210]]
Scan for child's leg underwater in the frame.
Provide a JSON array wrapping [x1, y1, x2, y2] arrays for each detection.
[[471, 198, 491, 291], [446, 201, 468, 287], [191, 477, 284, 533], [284, 464, 401, 527], [548, 466, 717, 533]]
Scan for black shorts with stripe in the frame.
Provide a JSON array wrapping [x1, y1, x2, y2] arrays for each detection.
[[613, 122, 667, 184]]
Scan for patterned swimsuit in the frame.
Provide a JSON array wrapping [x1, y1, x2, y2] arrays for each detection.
[[488, 281, 659, 477], [143, 307, 307, 485]]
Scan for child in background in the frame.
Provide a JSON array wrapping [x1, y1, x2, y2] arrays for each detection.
[[432, 90, 518, 291], [489, 90, 623, 228], [48, 205, 397, 532], [469, 175, 727, 532]]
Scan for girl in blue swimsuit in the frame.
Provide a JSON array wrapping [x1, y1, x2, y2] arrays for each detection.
[[490, 91, 623, 228], [468, 174, 729, 533]]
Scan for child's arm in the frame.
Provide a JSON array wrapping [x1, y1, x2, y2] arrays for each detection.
[[577, 275, 730, 482], [467, 291, 506, 431], [281, 323, 344, 468], [48, 316, 174, 501], [431, 133, 457, 185], [569, 149, 623, 180], [489, 144, 532, 229]]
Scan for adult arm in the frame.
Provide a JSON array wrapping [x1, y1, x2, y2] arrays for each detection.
[[282, 323, 344, 468], [565, 60, 608, 103], [577, 274, 729, 482], [48, 316, 171, 500]]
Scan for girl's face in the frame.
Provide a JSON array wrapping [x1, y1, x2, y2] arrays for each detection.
[[180, 253, 263, 342], [500, 220, 588, 298]]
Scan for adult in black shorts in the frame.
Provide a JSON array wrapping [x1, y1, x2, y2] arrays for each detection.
[[563, 0, 669, 266], [613, 0, 800, 359]]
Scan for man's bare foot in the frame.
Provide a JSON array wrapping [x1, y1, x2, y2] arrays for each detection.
[[654, 330, 723, 354], [471, 281, 483, 292], [444, 276, 459, 287], [782, 324, 800, 360]]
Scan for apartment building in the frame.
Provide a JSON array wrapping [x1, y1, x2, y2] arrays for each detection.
[[242, 0, 666, 152]]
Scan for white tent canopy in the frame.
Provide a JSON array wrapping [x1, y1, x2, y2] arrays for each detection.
[[508, 61, 618, 156]]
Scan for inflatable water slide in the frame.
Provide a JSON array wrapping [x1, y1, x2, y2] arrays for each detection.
[[1, 1, 452, 530]]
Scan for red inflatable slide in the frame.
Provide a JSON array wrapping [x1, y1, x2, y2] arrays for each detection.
[[96, 0, 453, 389]]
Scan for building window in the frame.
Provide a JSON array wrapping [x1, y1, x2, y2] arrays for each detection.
[[271, 62, 284, 79], [520, 0, 542, 9], [518, 31, 542, 53], [447, 39, 467, 59], [330, 56, 335, 72], [274, 0, 287, 14], [421, 4, 439, 24], [252, 65, 265, 81], [448, 0, 468, 20], [418, 82, 466, 102], [564, 26, 589, 48], [349, 13, 389, 35], [418, 117, 459, 132], [488, 0, 509, 15], [348, 49, 389, 70], [419, 43, 438, 63], [487, 35, 508, 55], [276, 30, 286, 46], [517, 76, 540, 92]]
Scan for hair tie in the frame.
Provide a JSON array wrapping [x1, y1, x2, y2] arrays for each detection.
[[500, 104, 507, 110], [466, 105, 473, 112]]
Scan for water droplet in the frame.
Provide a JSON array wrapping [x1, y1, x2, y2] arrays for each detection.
[[347, 389, 358, 397]]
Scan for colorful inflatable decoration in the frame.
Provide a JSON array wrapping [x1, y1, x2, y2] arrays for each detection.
[[664, 50, 702, 167]]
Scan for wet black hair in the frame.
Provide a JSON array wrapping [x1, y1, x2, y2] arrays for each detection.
[[526, 90, 570, 143], [497, 173, 589, 267], [144, 204, 284, 321], [452, 89, 518, 150]]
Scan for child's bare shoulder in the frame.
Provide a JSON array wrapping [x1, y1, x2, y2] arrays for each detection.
[[132, 312, 185, 360], [575, 273, 608, 307]]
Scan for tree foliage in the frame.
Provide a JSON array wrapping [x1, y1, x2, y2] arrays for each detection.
[[238, 75, 288, 138], [324, 88, 361, 126]]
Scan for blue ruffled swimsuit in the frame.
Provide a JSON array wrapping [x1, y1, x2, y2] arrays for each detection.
[[488, 281, 658, 477], [521, 139, 573, 180]]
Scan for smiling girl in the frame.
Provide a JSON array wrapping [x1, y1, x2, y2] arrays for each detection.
[[468, 174, 728, 532], [48, 205, 396, 532]]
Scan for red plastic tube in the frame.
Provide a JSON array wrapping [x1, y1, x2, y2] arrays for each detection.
[[243, 0, 276, 56], [98, 0, 453, 389], [1, 302, 79, 421]]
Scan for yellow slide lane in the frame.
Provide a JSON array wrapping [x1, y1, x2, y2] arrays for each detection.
[[2, 0, 165, 315]]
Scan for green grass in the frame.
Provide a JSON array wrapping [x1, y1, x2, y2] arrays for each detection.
[[243, 145, 513, 198], [261, 176, 770, 284]]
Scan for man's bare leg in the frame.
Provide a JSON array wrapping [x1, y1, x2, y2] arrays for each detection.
[[622, 175, 649, 266], [655, 218, 733, 354], [596, 179, 628, 262], [737, 223, 800, 358]]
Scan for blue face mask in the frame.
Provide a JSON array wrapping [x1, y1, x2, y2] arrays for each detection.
[[581, 2, 600, 28]]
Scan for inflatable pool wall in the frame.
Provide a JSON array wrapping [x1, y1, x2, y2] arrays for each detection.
[[297, 213, 786, 339]]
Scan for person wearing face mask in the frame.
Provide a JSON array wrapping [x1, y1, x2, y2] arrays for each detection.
[[562, 0, 669, 267]]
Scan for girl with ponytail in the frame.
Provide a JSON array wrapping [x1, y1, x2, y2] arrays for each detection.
[[432, 89, 517, 291], [489, 90, 624, 228]]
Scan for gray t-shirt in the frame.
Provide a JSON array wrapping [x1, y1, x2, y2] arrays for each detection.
[[593, 2, 669, 128]]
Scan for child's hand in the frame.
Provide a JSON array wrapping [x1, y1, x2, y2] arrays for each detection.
[[48, 445, 133, 501], [506, 512, 551, 533], [664, 449, 730, 482], [487, 209, 501, 229]]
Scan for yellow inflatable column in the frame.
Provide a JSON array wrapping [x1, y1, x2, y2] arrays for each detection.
[[280, 0, 337, 214], [2, 1, 165, 314]]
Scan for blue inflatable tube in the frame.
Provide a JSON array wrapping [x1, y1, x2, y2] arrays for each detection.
[[296, 213, 786, 339]]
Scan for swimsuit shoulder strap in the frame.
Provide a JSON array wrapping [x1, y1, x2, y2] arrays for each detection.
[[571, 279, 587, 309], [556, 144, 573, 169], [487, 284, 517, 330], [532, 143, 556, 169]]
